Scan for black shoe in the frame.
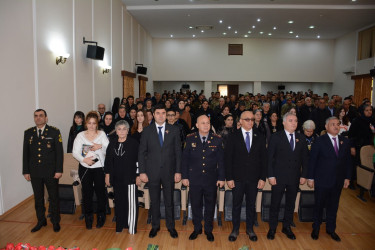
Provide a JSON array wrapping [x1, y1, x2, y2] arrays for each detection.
[[53, 223, 60, 232], [267, 229, 276, 240], [228, 230, 239, 242], [96, 214, 106, 228], [85, 214, 93, 230], [327, 231, 341, 242], [205, 231, 214, 242], [246, 229, 258, 242], [31, 220, 47, 232], [168, 228, 178, 238], [189, 230, 202, 240], [149, 227, 160, 238], [311, 229, 319, 240], [282, 227, 296, 240]]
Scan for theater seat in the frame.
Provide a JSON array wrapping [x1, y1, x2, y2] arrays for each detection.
[[357, 145, 375, 202]]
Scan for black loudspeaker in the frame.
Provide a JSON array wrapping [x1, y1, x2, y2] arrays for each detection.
[[370, 68, 375, 77], [298, 191, 326, 222], [261, 191, 285, 222], [278, 85, 285, 90], [86, 45, 105, 60], [136, 66, 147, 75]]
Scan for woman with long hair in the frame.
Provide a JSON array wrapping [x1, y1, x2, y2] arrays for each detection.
[[131, 110, 149, 142], [335, 106, 351, 136], [67, 111, 85, 153], [267, 111, 283, 135]]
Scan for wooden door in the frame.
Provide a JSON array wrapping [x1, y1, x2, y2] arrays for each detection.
[[352, 74, 373, 106], [138, 75, 148, 99], [121, 71, 136, 98], [227, 84, 239, 97]]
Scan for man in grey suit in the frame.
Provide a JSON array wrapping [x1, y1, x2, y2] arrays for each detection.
[[139, 104, 182, 239]]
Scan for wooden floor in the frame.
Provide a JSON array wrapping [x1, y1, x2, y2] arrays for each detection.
[[1, 188, 375, 250]]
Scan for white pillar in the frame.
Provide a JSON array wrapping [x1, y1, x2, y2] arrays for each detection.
[[253, 81, 262, 95], [204, 81, 212, 97]]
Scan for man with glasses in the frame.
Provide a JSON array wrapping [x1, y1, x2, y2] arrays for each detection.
[[225, 111, 267, 242]]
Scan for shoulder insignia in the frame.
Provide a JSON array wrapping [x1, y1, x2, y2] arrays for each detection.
[[213, 134, 221, 138], [25, 127, 34, 132], [187, 132, 196, 138], [49, 126, 59, 130]]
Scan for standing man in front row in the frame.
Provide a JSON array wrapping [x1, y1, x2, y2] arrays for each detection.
[[138, 104, 182, 239], [267, 112, 309, 240], [308, 117, 351, 242], [23, 109, 64, 233], [225, 111, 267, 242], [182, 114, 225, 242]]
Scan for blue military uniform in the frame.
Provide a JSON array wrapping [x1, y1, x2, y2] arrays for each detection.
[[182, 132, 225, 233]]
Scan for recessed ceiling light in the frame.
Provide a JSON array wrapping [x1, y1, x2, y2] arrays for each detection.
[[288, 20, 294, 24], [219, 20, 223, 23], [187, 14, 190, 17], [201, 30, 204, 33], [248, 31, 251, 34], [228, 26, 231, 29], [309, 25, 315, 29], [289, 31, 294, 34], [234, 30, 238, 34], [268, 33, 272, 36], [170, 35, 173, 38], [192, 34, 196, 38], [222, 32, 227, 35], [257, 18, 261, 22], [260, 31, 264, 34], [252, 25, 256, 29], [352, 0, 356, 2], [244, 35, 248, 38], [317, 35, 320, 38], [296, 35, 299, 38], [273, 27, 277, 30], [189, 26, 193, 29]]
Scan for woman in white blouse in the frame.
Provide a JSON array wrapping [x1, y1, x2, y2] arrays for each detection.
[[73, 111, 109, 230]]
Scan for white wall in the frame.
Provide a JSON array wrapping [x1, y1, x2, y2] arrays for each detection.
[[0, 0, 152, 214], [152, 38, 335, 83], [153, 81, 204, 94]]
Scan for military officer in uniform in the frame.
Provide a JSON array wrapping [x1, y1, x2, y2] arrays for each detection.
[[23, 109, 64, 233], [182, 114, 225, 242]]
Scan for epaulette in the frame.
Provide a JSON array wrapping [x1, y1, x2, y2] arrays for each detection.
[[25, 127, 35, 132], [186, 132, 196, 137], [49, 125, 59, 130]]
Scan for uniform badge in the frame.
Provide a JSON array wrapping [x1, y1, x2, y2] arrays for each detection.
[[41, 136, 45, 140], [207, 141, 211, 144], [47, 144, 51, 148], [192, 143, 196, 148], [296, 139, 299, 143], [29, 136, 33, 144], [58, 134, 62, 143]]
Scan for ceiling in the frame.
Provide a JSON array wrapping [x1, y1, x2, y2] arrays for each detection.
[[122, 0, 375, 39]]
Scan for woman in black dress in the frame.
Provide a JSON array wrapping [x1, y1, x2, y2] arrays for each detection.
[[104, 120, 140, 234], [267, 111, 283, 135], [130, 110, 149, 142], [67, 111, 85, 153]]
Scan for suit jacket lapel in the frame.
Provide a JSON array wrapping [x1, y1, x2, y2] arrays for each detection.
[[281, 131, 294, 153], [323, 134, 337, 157], [152, 125, 162, 149]]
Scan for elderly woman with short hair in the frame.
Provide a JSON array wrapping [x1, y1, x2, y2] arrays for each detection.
[[302, 120, 318, 151], [104, 120, 140, 234]]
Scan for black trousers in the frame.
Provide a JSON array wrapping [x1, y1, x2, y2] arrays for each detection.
[[79, 165, 106, 215], [149, 177, 175, 230], [269, 183, 298, 230], [189, 184, 217, 233], [30, 176, 60, 224], [232, 180, 258, 231], [313, 183, 343, 232], [114, 184, 138, 234]]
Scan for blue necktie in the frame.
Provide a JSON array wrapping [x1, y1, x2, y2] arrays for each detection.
[[290, 133, 294, 151], [158, 126, 163, 147], [202, 136, 206, 147], [245, 132, 250, 153]]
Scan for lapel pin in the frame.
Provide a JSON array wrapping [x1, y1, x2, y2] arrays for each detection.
[[207, 141, 211, 144], [192, 143, 196, 147], [340, 141, 343, 144], [165, 130, 169, 134], [296, 139, 299, 143]]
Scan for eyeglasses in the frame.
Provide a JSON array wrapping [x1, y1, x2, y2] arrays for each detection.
[[167, 114, 176, 117], [241, 118, 255, 122]]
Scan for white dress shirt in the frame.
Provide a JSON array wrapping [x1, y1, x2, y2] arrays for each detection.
[[241, 127, 253, 149], [155, 122, 166, 140]]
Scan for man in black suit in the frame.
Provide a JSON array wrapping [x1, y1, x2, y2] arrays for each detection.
[[138, 104, 182, 239], [181, 114, 225, 242], [226, 111, 267, 242], [308, 117, 351, 242], [267, 112, 309, 240], [310, 98, 332, 135], [23, 109, 63, 233]]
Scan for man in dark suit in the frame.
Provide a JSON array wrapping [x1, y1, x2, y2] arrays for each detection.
[[307, 117, 351, 242], [139, 104, 182, 239], [181, 114, 225, 242], [23, 109, 63, 233], [226, 111, 267, 242], [267, 112, 309, 240]]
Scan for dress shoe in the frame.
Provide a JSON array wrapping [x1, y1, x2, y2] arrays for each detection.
[[267, 229, 276, 240], [311, 229, 319, 240], [85, 214, 93, 230], [282, 227, 296, 240], [205, 231, 214, 242], [228, 230, 239, 242], [189, 230, 202, 240], [168, 228, 178, 238], [246, 229, 258, 242], [149, 227, 160, 238], [53, 223, 60, 232], [327, 231, 341, 242], [96, 214, 106, 228], [31, 220, 47, 232]]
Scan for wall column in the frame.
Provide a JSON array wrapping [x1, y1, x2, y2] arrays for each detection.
[[204, 81, 212, 96], [254, 81, 262, 94]]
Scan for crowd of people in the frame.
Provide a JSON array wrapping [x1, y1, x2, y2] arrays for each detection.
[[22, 89, 375, 244]]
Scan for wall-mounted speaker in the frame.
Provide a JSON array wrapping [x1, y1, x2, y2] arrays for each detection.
[[86, 45, 105, 60], [136, 66, 147, 75], [278, 85, 285, 90]]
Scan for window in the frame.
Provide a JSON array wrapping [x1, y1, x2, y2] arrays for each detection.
[[357, 26, 375, 60], [218, 85, 228, 97]]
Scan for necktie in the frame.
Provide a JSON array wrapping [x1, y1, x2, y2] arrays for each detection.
[[289, 133, 294, 151], [245, 132, 250, 153], [38, 129, 42, 138], [158, 126, 163, 147], [332, 137, 339, 156], [202, 136, 206, 147]]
